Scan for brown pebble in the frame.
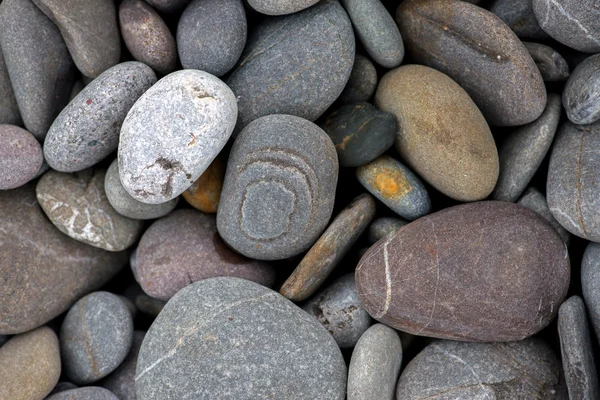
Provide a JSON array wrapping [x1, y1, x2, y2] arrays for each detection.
[[182, 156, 224, 213]]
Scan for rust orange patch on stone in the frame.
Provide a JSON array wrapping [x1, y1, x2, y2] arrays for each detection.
[[372, 168, 410, 199], [182, 157, 224, 213]]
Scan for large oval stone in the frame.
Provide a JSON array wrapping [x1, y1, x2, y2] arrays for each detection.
[[135, 278, 347, 399], [356, 201, 570, 342]]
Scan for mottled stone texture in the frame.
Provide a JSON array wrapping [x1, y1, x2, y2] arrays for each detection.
[[0, 124, 43, 189], [524, 42, 570, 81], [581, 243, 600, 344], [247, 0, 319, 15], [356, 201, 570, 342], [563, 53, 600, 125]]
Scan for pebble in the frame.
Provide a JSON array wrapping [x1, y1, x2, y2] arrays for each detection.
[[368, 217, 408, 245], [182, 156, 224, 213], [105, 159, 178, 220], [321, 102, 396, 168], [340, 0, 403, 68], [101, 331, 145, 400], [118, 295, 137, 319], [518, 187, 571, 244], [558, 296, 600, 400], [136, 208, 275, 301], [0, 327, 61, 400], [581, 243, 600, 344], [356, 155, 431, 220], [119, 70, 237, 204], [302, 274, 372, 348], [0, 124, 43, 189], [547, 121, 600, 242], [177, 0, 247, 77], [143, 0, 189, 13], [563, 53, 600, 125], [347, 324, 402, 400], [533, 0, 600, 53], [0, 47, 21, 125], [490, 0, 549, 40], [61, 292, 134, 384], [396, 339, 566, 399], [524, 42, 570, 81], [49, 382, 79, 395], [0, 0, 74, 139], [119, 0, 177, 76], [135, 294, 165, 317], [376, 64, 499, 201], [44, 62, 157, 172], [280, 194, 376, 301], [0, 184, 127, 335], [356, 201, 570, 341], [492, 93, 561, 202], [246, 0, 319, 15], [217, 114, 338, 260], [135, 278, 347, 399], [36, 169, 143, 251], [47, 387, 119, 400], [32, 0, 120, 78], [397, 0, 546, 126], [227, 0, 354, 131], [338, 55, 377, 104]]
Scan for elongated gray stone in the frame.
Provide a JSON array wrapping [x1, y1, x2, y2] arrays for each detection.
[[563, 53, 600, 125], [582, 243, 600, 344]]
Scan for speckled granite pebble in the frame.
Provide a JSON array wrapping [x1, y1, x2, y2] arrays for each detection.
[[44, 62, 157, 172], [101, 331, 145, 400], [0, 124, 43, 189], [47, 387, 119, 400], [119, 70, 237, 204], [563, 53, 600, 125], [490, 0, 549, 40], [247, 0, 319, 15], [518, 187, 571, 244], [182, 156, 224, 213], [338, 55, 377, 104], [218, 114, 338, 260], [0, 47, 20, 125], [524, 42, 570, 81], [581, 243, 600, 344], [135, 278, 347, 400], [368, 217, 408, 244]]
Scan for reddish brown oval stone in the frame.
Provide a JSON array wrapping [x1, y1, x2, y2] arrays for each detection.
[[356, 201, 570, 342]]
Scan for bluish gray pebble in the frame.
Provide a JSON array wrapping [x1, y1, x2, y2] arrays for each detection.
[[524, 42, 570, 81], [518, 187, 571, 244], [490, 0, 549, 40], [563, 53, 600, 125], [581, 243, 600, 344], [46, 387, 119, 400], [338, 55, 377, 104], [101, 331, 145, 400]]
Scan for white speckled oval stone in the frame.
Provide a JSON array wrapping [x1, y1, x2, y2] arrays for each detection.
[[118, 70, 237, 204]]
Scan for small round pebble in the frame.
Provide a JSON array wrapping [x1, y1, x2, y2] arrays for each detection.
[[61, 291, 134, 384], [524, 42, 570, 81], [490, 0, 549, 40], [581, 243, 600, 344], [368, 217, 408, 244], [246, 0, 319, 15], [356, 155, 431, 220], [101, 331, 145, 400], [347, 324, 402, 400], [563, 53, 600, 125], [338, 55, 378, 104], [182, 156, 224, 213], [518, 187, 571, 244], [0, 124, 43, 189], [46, 387, 119, 400]]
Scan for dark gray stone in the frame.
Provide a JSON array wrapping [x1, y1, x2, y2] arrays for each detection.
[[396, 339, 567, 399], [518, 187, 571, 244], [118, 295, 137, 320], [178, 0, 246, 77], [47, 387, 119, 400], [0, 0, 74, 140], [492, 94, 561, 202], [524, 42, 570, 81], [0, 45, 20, 125], [119, 70, 237, 204], [105, 159, 178, 220], [101, 331, 145, 400], [347, 324, 402, 400], [340, 0, 403, 68], [135, 278, 347, 400], [227, 0, 354, 132], [217, 114, 338, 260], [0, 124, 43, 190], [321, 102, 396, 167], [303, 274, 372, 348], [490, 0, 549, 40], [61, 291, 134, 384], [338, 54, 377, 104], [533, 0, 600, 53], [548, 121, 600, 242], [247, 0, 319, 15], [368, 217, 408, 244], [44, 62, 157, 172], [563, 53, 600, 125], [49, 382, 78, 395], [558, 296, 600, 400], [582, 243, 600, 344], [144, 0, 189, 13], [0, 335, 7, 348]]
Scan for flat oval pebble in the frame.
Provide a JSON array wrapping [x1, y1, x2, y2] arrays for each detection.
[[582, 243, 600, 344], [32, 0, 120, 78], [338, 55, 377, 104], [0, 0, 74, 139], [101, 331, 145, 400], [368, 217, 408, 244], [340, 0, 403, 68], [524, 42, 570, 81], [0, 184, 127, 335], [136, 278, 347, 399], [558, 296, 600, 400], [303, 274, 372, 348], [47, 387, 119, 400], [490, 0, 549, 40], [356, 155, 431, 220], [492, 93, 561, 202], [217, 114, 338, 260], [0, 327, 61, 400], [44, 62, 157, 172], [396, 339, 566, 399], [227, 0, 354, 131], [119, 0, 177, 75], [347, 324, 402, 400], [136, 208, 275, 301], [397, 0, 546, 126], [0, 48, 21, 125], [105, 159, 177, 220], [246, 0, 319, 15], [563, 53, 600, 125], [182, 156, 224, 213], [144, 0, 189, 13], [376, 64, 498, 201], [518, 187, 571, 244], [356, 201, 570, 341], [533, 0, 600, 53], [37, 169, 143, 251], [548, 121, 600, 242], [321, 103, 396, 168], [61, 292, 134, 384], [119, 70, 237, 204], [0, 124, 43, 189], [177, 0, 247, 76], [281, 194, 376, 301]]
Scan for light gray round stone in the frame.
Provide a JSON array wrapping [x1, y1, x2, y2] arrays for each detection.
[[518, 187, 571, 244], [119, 70, 237, 204], [563, 53, 600, 125], [338, 54, 378, 104], [582, 243, 600, 344]]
